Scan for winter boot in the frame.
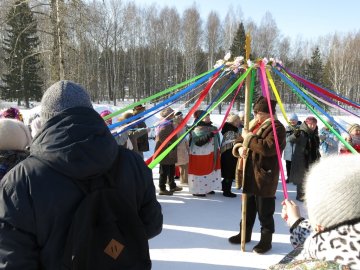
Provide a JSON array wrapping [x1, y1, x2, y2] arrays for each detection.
[[253, 232, 272, 254], [159, 189, 173, 196], [222, 179, 236, 198], [228, 228, 252, 244]]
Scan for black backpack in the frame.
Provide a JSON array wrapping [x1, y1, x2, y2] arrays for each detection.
[[62, 152, 151, 270]]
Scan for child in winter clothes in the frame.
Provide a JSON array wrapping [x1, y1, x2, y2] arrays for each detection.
[[0, 118, 31, 180], [280, 154, 360, 269]]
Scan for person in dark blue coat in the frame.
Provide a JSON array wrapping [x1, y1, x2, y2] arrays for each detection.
[[0, 81, 163, 270]]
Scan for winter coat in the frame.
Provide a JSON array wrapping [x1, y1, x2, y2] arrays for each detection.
[[319, 127, 339, 156], [0, 150, 29, 181], [128, 127, 148, 154], [188, 121, 221, 194], [220, 122, 240, 179], [173, 123, 189, 166], [290, 219, 360, 269], [283, 121, 301, 161], [288, 122, 321, 185], [136, 121, 150, 152], [154, 120, 178, 165], [0, 107, 162, 270], [233, 118, 286, 197]]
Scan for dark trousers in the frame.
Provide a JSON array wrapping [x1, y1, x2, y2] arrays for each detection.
[[242, 194, 275, 234], [285, 160, 292, 179], [159, 164, 176, 190]]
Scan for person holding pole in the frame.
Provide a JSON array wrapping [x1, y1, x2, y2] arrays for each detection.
[[228, 96, 286, 254]]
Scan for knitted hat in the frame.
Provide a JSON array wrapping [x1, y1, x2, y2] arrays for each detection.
[[348, 123, 360, 134], [305, 155, 360, 229], [40, 80, 93, 124], [289, 113, 298, 122], [160, 107, 174, 119], [0, 118, 32, 151], [100, 110, 112, 125], [305, 116, 317, 124], [253, 96, 276, 113], [193, 110, 205, 120]]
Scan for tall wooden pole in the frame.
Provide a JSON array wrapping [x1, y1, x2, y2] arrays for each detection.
[[241, 33, 251, 252]]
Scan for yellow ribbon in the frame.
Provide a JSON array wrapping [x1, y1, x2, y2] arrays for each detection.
[[266, 68, 290, 125]]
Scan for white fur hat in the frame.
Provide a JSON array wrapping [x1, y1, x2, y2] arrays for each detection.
[[30, 116, 42, 138], [0, 118, 32, 151], [305, 155, 360, 229]]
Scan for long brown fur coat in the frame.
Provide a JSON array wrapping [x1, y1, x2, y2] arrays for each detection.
[[232, 118, 286, 197]]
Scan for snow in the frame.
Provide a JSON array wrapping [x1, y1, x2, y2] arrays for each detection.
[[3, 101, 359, 269]]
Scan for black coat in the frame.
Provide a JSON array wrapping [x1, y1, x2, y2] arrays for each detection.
[[0, 107, 162, 270], [220, 122, 239, 179], [288, 122, 321, 184]]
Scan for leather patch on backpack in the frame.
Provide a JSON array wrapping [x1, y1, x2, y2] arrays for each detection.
[[104, 239, 124, 260]]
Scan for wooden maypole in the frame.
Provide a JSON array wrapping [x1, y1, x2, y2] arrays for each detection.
[[241, 33, 252, 252]]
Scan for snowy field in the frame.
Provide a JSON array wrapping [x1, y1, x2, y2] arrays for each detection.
[[2, 100, 359, 269]]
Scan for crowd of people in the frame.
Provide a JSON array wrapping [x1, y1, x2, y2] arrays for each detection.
[[0, 80, 359, 269]]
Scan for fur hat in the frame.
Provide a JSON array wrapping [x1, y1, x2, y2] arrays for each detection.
[[289, 113, 298, 122], [0, 118, 32, 151], [348, 123, 360, 134], [227, 114, 240, 125], [133, 104, 145, 114], [253, 96, 276, 113], [238, 111, 245, 120], [305, 155, 360, 229], [40, 80, 93, 124], [160, 107, 174, 119], [305, 116, 317, 124], [30, 116, 42, 138], [118, 112, 133, 122], [193, 110, 205, 120]]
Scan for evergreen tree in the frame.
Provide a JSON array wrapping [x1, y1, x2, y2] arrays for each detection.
[[229, 23, 247, 110], [306, 47, 323, 85], [229, 23, 246, 59], [1, 0, 43, 108]]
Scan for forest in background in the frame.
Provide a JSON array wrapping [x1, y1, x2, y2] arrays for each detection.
[[0, 0, 359, 108]]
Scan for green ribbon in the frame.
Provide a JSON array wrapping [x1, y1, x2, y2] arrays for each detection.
[[279, 69, 357, 154], [148, 67, 253, 169], [103, 68, 218, 120]]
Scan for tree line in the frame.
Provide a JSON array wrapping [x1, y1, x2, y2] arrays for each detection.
[[0, 0, 359, 108]]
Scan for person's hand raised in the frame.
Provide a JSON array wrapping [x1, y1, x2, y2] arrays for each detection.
[[281, 199, 302, 227]]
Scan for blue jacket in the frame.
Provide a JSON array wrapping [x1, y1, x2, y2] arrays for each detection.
[[0, 107, 162, 270]]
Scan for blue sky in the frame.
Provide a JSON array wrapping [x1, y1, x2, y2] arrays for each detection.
[[129, 0, 360, 40]]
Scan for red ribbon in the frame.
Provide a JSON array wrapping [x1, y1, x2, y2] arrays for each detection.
[[145, 71, 221, 165]]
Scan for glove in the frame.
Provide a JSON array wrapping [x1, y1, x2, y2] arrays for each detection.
[[293, 128, 301, 137]]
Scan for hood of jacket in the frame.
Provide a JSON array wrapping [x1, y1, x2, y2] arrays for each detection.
[[30, 107, 118, 180]]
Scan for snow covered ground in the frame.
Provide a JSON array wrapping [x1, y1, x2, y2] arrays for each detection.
[[3, 101, 358, 269]]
